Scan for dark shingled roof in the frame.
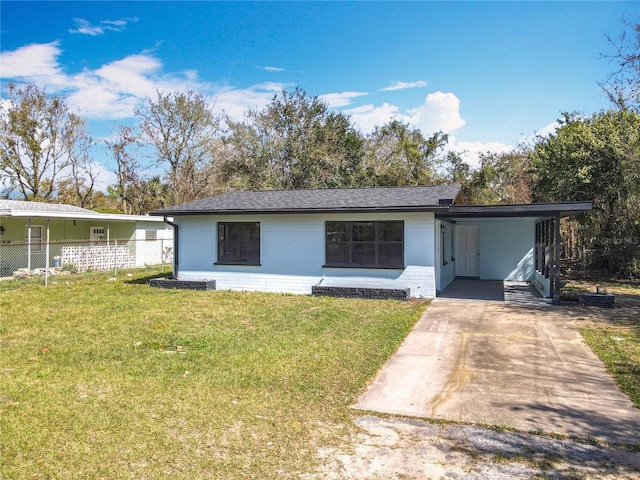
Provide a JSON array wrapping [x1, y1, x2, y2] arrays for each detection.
[[151, 184, 463, 215]]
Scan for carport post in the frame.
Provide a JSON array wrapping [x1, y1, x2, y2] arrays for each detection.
[[553, 213, 561, 305]]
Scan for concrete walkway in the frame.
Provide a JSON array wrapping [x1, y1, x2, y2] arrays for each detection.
[[353, 299, 640, 445]]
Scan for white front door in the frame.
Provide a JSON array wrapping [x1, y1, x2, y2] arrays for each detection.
[[90, 226, 105, 245], [455, 225, 479, 277]]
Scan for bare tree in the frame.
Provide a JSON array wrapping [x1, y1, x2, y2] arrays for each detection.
[[106, 125, 141, 214], [136, 90, 222, 205], [601, 21, 640, 111]]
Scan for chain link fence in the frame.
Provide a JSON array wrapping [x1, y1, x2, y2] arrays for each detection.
[[0, 237, 173, 280]]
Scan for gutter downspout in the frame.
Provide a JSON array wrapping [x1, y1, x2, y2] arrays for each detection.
[[163, 216, 178, 279]]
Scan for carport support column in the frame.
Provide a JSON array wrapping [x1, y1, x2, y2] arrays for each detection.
[[553, 214, 561, 305]]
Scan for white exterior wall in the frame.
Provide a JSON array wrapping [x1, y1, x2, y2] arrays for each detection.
[[176, 212, 436, 298], [435, 220, 456, 293], [133, 222, 174, 267], [455, 218, 536, 281]]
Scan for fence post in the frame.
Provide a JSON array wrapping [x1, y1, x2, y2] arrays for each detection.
[[45, 220, 50, 286], [114, 239, 118, 277]]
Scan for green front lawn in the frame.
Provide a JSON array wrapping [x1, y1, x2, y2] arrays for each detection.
[[574, 281, 640, 409], [0, 268, 426, 479]]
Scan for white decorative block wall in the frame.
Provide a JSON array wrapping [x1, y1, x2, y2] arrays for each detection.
[[61, 245, 135, 272]]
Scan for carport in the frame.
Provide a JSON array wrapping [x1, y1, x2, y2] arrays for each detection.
[[435, 202, 592, 304]]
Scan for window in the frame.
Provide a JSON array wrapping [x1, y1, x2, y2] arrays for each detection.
[[145, 229, 158, 242], [217, 222, 260, 265], [25, 225, 43, 252], [325, 221, 403, 268]]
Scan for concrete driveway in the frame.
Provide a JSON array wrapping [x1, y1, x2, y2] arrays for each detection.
[[353, 298, 640, 445]]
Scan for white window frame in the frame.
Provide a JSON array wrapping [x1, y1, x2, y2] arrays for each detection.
[[25, 225, 43, 252]]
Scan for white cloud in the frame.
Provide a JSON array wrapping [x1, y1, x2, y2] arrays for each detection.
[[382, 80, 428, 91], [90, 161, 117, 192], [344, 91, 466, 136], [0, 43, 461, 152], [1, 43, 224, 120], [531, 120, 559, 140], [320, 91, 368, 108], [261, 66, 285, 72], [214, 83, 287, 120], [344, 103, 403, 133], [69, 18, 104, 36], [0, 42, 64, 82], [408, 91, 466, 134], [69, 17, 138, 36], [451, 138, 514, 169]]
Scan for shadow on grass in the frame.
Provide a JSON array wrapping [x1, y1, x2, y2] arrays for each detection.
[[125, 271, 173, 285]]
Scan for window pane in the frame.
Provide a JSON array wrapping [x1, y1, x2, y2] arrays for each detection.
[[352, 223, 375, 241], [218, 243, 239, 262], [326, 242, 349, 264], [326, 222, 348, 242], [218, 223, 260, 264], [241, 242, 260, 263], [352, 242, 375, 265], [379, 221, 403, 241], [241, 223, 260, 241], [378, 242, 403, 267]]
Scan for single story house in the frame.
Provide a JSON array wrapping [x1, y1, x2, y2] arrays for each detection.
[[0, 199, 173, 275], [151, 185, 591, 301]]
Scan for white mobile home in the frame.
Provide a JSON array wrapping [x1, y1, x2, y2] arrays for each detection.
[[0, 200, 173, 274]]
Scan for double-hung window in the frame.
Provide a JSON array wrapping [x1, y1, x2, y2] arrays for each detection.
[[217, 222, 260, 265], [325, 221, 404, 268]]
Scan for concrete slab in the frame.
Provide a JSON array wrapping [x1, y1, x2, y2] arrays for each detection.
[[353, 299, 640, 445], [438, 279, 549, 305]]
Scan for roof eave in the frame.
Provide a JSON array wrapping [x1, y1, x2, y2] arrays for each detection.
[[151, 206, 451, 216], [437, 202, 593, 219], [1, 211, 166, 222]]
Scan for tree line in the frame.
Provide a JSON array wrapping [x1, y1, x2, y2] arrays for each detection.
[[1, 22, 638, 276]]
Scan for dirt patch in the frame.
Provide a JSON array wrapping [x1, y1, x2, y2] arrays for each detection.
[[315, 415, 640, 479]]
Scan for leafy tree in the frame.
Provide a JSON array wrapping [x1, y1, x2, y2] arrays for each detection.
[[532, 110, 640, 275], [136, 90, 222, 204], [464, 149, 535, 205], [0, 83, 90, 201], [222, 87, 366, 190], [363, 120, 449, 186]]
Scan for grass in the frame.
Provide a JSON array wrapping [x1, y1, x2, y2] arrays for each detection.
[[0, 268, 426, 479], [568, 279, 640, 409]]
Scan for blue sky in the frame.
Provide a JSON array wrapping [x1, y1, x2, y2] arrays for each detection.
[[1, 1, 638, 178]]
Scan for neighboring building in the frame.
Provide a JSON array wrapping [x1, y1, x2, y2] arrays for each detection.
[[151, 185, 590, 301], [0, 199, 173, 275]]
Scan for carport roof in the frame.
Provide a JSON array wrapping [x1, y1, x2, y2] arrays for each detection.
[[436, 201, 592, 219]]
